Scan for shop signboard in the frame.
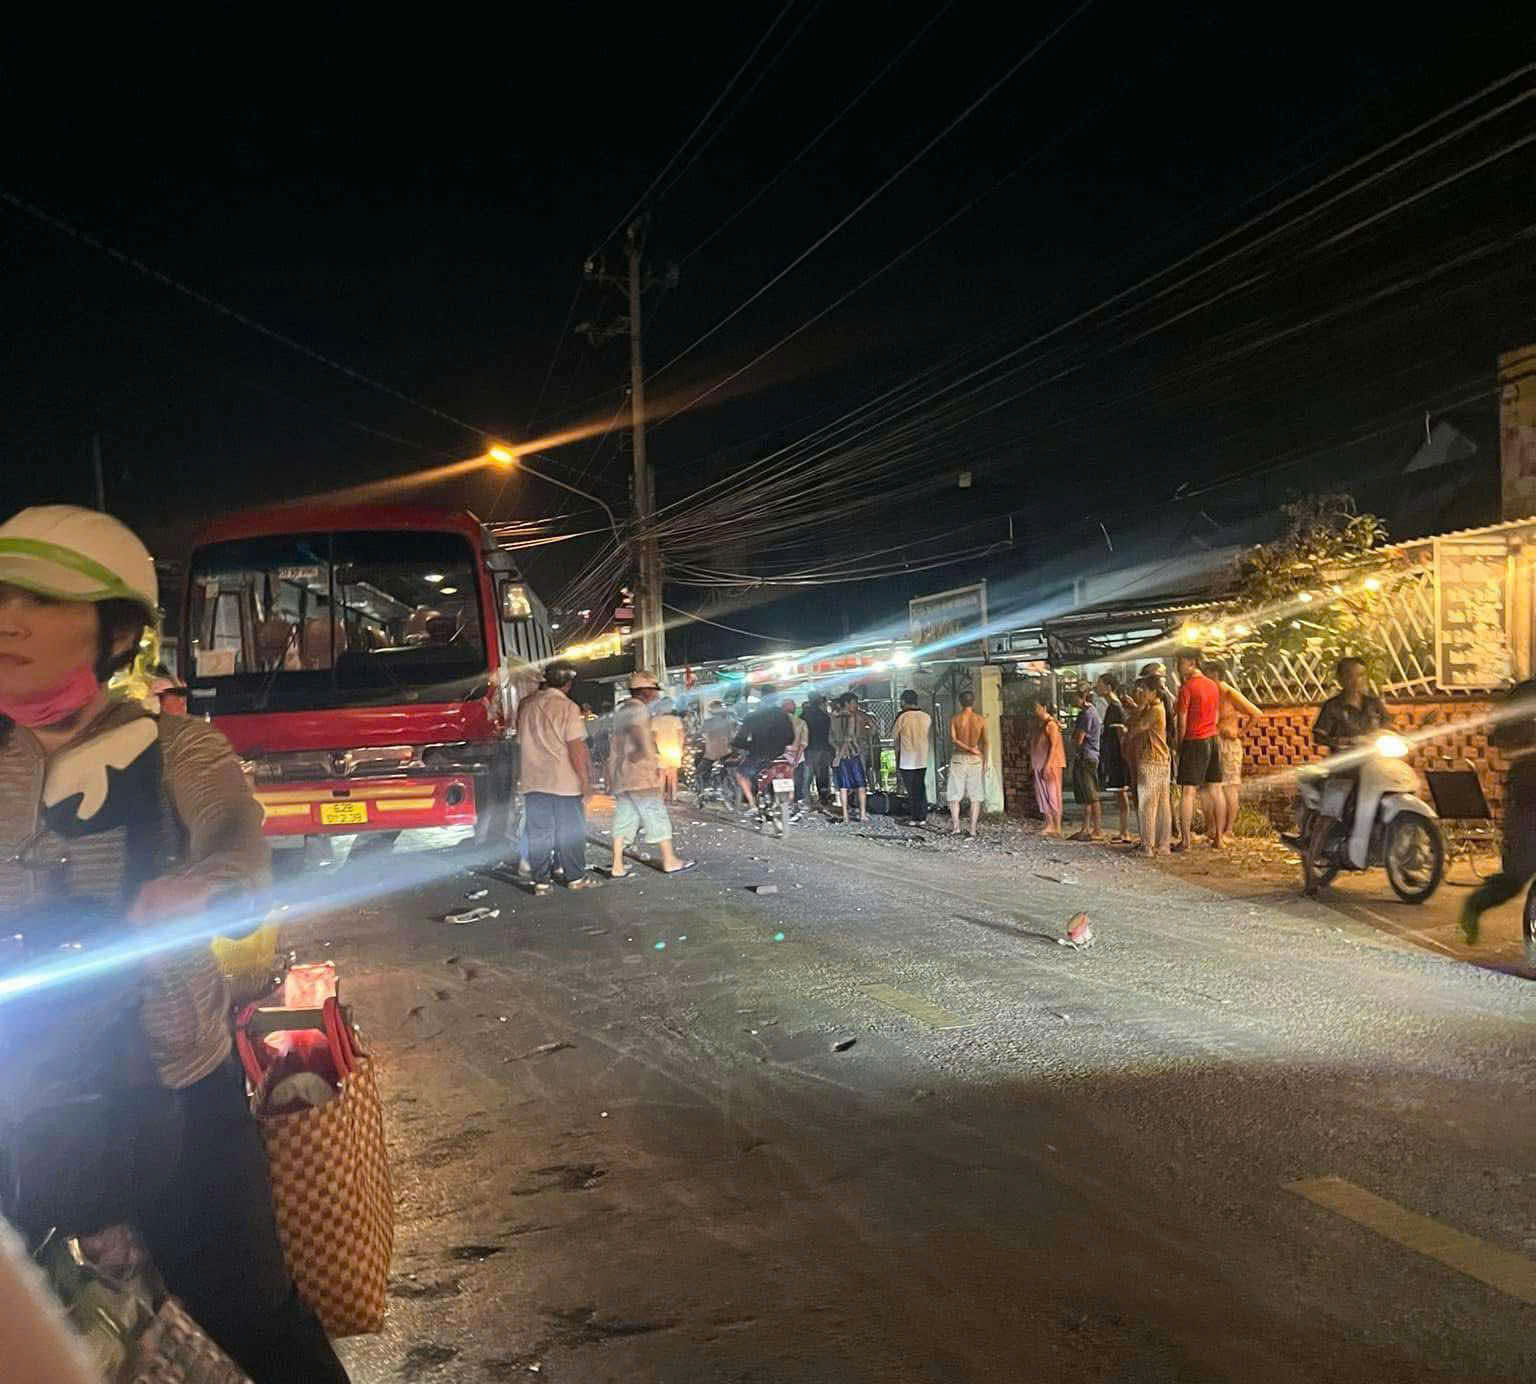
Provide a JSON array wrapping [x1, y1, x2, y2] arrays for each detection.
[[1434, 534, 1514, 688], [909, 582, 988, 660]]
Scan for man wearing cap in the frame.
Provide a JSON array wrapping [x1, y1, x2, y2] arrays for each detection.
[[516, 661, 599, 894], [609, 672, 694, 876]]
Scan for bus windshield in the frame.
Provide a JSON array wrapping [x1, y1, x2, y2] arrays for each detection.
[[186, 530, 488, 711]]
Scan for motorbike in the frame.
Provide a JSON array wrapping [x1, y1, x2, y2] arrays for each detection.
[[1291, 732, 1445, 902], [748, 756, 796, 838]]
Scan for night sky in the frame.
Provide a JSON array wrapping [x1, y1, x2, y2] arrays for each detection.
[[4, 8, 1533, 658]]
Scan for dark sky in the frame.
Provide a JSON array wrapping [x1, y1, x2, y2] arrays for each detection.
[[3, 8, 1533, 658]]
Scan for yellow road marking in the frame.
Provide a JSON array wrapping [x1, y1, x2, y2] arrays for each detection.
[[1287, 1176, 1536, 1304], [862, 984, 970, 1030]]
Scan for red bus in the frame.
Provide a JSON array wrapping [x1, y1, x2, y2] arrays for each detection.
[[182, 503, 552, 844]]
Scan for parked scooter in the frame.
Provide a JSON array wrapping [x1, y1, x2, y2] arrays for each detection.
[[1291, 732, 1445, 902]]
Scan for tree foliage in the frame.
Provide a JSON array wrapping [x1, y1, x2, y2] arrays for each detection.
[[1207, 494, 1410, 688]]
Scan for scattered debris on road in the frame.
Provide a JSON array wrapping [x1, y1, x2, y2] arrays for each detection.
[[506, 1040, 575, 1062], [443, 905, 500, 925], [750, 884, 780, 895], [1058, 912, 1095, 949], [831, 1036, 858, 1052], [464, 887, 489, 900], [1034, 871, 1080, 885]]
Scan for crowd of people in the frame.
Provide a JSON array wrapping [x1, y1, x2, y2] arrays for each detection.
[[1026, 651, 1263, 856]]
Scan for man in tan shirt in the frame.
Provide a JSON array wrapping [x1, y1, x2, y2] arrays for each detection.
[[947, 690, 988, 837], [515, 661, 597, 894]]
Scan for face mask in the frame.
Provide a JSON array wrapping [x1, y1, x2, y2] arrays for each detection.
[[0, 663, 101, 728]]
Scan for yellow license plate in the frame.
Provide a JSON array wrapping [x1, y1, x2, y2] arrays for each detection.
[[319, 801, 369, 825]]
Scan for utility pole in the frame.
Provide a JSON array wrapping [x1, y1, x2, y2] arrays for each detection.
[[91, 433, 106, 511], [626, 220, 667, 680]]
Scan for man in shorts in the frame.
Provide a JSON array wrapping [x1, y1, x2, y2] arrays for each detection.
[[946, 689, 988, 837], [830, 692, 871, 823], [608, 670, 694, 876], [1173, 649, 1225, 850]]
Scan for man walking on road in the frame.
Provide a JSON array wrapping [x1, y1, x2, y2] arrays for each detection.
[[1174, 649, 1225, 850], [947, 689, 988, 838], [516, 661, 599, 895], [802, 693, 834, 808], [892, 689, 933, 828], [609, 671, 694, 877]]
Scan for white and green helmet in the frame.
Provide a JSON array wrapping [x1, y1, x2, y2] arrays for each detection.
[[0, 505, 158, 616]]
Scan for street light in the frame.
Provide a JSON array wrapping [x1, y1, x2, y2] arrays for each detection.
[[485, 442, 623, 545]]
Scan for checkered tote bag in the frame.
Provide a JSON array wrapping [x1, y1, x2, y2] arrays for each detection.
[[236, 997, 393, 1336]]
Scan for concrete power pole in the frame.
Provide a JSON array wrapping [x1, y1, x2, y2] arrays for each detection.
[[626, 220, 667, 680]]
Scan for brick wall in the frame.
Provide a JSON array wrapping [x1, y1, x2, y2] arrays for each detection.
[[1001, 713, 1039, 817], [1241, 698, 1506, 824], [1001, 699, 1507, 823]]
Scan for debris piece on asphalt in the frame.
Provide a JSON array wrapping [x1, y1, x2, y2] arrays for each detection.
[[464, 888, 489, 900], [750, 884, 779, 895], [600, 1111, 609, 1118], [772, 931, 786, 942], [443, 906, 500, 925], [831, 1037, 857, 1052], [498, 1015, 509, 1022], [1048, 1010, 1071, 1022], [445, 956, 461, 966], [1057, 912, 1095, 949], [506, 1040, 575, 1062], [653, 940, 667, 950]]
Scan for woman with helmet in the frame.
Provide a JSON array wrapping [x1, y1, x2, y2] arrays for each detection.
[[0, 506, 349, 1381]]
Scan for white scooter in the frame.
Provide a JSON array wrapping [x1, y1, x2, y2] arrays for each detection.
[[1292, 732, 1445, 903]]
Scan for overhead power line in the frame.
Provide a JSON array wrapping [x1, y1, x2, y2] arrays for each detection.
[[646, 0, 1098, 383], [0, 187, 488, 444], [590, 1, 799, 255]]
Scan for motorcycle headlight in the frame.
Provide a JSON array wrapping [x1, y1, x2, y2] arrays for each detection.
[[1375, 733, 1409, 758]]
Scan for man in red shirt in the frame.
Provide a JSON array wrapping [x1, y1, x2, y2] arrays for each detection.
[[1174, 649, 1225, 850]]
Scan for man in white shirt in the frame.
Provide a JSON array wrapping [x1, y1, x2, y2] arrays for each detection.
[[515, 662, 599, 894], [891, 689, 933, 827]]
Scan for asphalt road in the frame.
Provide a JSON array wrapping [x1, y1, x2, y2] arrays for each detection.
[[309, 806, 1536, 1383]]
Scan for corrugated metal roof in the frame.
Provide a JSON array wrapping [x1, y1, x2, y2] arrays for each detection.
[[1385, 513, 1536, 550]]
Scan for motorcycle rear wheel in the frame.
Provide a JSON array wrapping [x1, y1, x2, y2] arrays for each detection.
[[1522, 881, 1536, 969], [1301, 814, 1340, 896], [1385, 814, 1444, 904]]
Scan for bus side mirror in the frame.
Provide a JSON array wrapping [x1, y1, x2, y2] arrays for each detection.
[[500, 581, 532, 621]]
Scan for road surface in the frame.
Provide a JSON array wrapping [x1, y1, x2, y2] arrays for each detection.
[[306, 807, 1535, 1382]]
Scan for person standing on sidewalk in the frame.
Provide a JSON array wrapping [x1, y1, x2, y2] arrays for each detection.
[[1174, 649, 1225, 851], [1140, 660, 1181, 845], [947, 689, 988, 837], [829, 692, 869, 824], [1208, 659, 1262, 836], [782, 697, 810, 820], [516, 661, 599, 895], [1096, 674, 1133, 843], [1129, 675, 1173, 854], [802, 693, 834, 808], [609, 671, 694, 877], [1070, 686, 1103, 841], [1029, 698, 1066, 837], [891, 689, 933, 827]]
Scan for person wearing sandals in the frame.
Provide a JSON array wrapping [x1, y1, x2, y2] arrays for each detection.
[[608, 670, 694, 878]]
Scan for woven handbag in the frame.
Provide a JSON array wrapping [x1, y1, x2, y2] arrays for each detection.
[[235, 997, 392, 1337]]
